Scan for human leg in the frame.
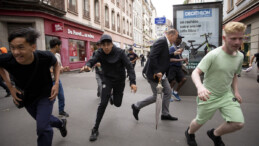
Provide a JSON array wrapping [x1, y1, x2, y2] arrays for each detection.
[[57, 80, 69, 117], [112, 82, 125, 107], [95, 73, 102, 97], [0, 77, 11, 97], [26, 97, 63, 146]]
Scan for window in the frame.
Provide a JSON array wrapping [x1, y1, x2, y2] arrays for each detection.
[[68, 0, 77, 14], [123, 18, 125, 34], [105, 6, 109, 28], [126, 20, 129, 35], [122, 0, 125, 12], [130, 23, 132, 37], [95, 0, 100, 23], [112, 10, 115, 30], [117, 14, 120, 33], [68, 39, 86, 62], [227, 0, 234, 13], [129, 4, 131, 17], [116, 0, 120, 7], [83, 0, 90, 19], [45, 36, 59, 51]]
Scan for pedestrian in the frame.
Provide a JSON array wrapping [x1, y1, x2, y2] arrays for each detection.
[[49, 38, 70, 117], [168, 35, 188, 101], [249, 51, 259, 83], [93, 41, 103, 97], [131, 29, 179, 121], [80, 34, 137, 142], [140, 54, 146, 67], [127, 48, 139, 69], [0, 27, 67, 146], [0, 47, 11, 97], [185, 22, 246, 146]]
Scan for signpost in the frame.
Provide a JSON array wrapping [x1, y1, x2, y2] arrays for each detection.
[[155, 17, 166, 25]]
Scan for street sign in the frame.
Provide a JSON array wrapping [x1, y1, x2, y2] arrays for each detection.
[[155, 17, 166, 25]]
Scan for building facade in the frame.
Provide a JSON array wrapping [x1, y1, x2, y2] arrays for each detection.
[[133, 0, 143, 55], [142, 0, 153, 55], [0, 0, 104, 70], [223, 0, 259, 77]]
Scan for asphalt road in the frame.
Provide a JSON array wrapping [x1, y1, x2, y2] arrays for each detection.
[[0, 63, 258, 146]]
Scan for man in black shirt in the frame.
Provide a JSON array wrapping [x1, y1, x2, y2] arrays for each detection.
[[80, 34, 137, 142], [0, 28, 67, 146], [127, 48, 139, 69]]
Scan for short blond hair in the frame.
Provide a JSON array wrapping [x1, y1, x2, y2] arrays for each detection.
[[223, 22, 246, 35]]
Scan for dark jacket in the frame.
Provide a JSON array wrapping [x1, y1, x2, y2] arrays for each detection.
[[86, 46, 136, 85], [143, 36, 170, 82]]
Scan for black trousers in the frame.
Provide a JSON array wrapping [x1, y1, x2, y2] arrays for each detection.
[[0, 77, 10, 94], [94, 79, 125, 130]]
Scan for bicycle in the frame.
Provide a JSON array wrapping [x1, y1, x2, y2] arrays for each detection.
[[186, 33, 216, 58]]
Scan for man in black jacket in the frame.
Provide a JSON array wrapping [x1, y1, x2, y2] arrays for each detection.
[[131, 29, 179, 121], [80, 34, 137, 142]]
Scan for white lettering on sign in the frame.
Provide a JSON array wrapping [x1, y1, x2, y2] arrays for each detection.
[[67, 28, 95, 39]]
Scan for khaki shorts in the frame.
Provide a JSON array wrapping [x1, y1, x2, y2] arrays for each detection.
[[195, 91, 244, 125]]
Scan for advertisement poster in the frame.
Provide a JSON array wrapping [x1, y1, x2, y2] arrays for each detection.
[[173, 2, 222, 72]]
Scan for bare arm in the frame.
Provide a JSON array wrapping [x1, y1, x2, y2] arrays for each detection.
[[0, 68, 22, 104], [49, 62, 60, 100], [192, 67, 211, 101], [232, 74, 242, 103], [249, 55, 255, 67]]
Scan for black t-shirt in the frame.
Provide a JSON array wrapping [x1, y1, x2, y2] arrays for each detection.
[[255, 53, 259, 68], [127, 53, 138, 64], [0, 50, 57, 105]]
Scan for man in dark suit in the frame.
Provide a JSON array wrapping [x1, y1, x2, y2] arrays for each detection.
[[131, 29, 179, 121]]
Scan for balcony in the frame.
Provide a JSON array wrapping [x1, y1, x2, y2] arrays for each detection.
[[0, 0, 66, 16]]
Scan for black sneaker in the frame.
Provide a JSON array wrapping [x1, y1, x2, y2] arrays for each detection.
[[59, 111, 69, 117], [89, 128, 99, 141], [207, 128, 225, 146], [185, 127, 197, 146], [59, 119, 67, 137], [131, 104, 140, 120], [161, 114, 178, 121]]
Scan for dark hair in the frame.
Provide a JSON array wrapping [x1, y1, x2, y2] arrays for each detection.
[[8, 27, 40, 45], [49, 38, 61, 48]]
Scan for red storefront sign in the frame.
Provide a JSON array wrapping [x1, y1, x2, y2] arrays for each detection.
[[52, 23, 64, 32]]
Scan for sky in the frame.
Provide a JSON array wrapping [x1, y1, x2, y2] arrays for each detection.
[[151, 0, 185, 22]]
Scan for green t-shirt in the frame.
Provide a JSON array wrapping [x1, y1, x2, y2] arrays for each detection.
[[197, 47, 243, 96]]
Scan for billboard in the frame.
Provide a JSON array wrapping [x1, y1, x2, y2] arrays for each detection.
[[173, 2, 223, 73]]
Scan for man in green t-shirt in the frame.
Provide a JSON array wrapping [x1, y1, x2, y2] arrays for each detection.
[[185, 22, 246, 146]]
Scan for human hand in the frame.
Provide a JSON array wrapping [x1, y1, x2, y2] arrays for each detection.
[[234, 93, 242, 104], [10, 87, 23, 105], [197, 85, 211, 101], [49, 83, 59, 101], [249, 63, 252, 67], [79, 66, 91, 73], [96, 62, 101, 67], [131, 84, 137, 93], [155, 72, 163, 80]]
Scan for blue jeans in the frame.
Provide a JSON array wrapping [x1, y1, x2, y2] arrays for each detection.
[[25, 97, 62, 146], [53, 80, 65, 113]]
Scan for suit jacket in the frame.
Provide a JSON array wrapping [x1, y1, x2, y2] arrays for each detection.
[[143, 36, 170, 82]]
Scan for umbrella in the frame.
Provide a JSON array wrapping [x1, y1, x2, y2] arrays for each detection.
[[155, 79, 163, 129]]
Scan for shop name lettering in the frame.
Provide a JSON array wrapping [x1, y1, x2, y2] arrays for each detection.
[[187, 62, 199, 69], [184, 9, 212, 18], [67, 29, 94, 39]]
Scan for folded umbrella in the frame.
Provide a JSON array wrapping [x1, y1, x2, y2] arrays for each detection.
[[155, 79, 163, 129]]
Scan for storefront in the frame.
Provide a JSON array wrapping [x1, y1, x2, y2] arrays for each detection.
[[44, 19, 103, 69], [0, 10, 103, 70]]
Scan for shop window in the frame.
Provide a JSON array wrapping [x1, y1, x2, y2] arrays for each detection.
[[68, 39, 86, 62], [68, 0, 78, 15], [94, 0, 100, 24], [83, 0, 90, 20], [105, 5, 109, 28], [45, 35, 59, 51]]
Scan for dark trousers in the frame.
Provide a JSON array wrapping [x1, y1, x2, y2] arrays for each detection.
[[93, 80, 126, 130], [0, 77, 10, 94], [53, 80, 65, 113], [25, 97, 62, 146]]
